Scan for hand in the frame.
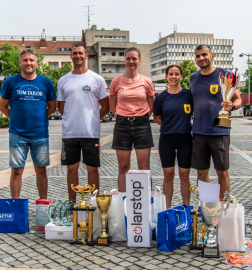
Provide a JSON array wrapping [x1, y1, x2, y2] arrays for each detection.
[[221, 101, 232, 111]]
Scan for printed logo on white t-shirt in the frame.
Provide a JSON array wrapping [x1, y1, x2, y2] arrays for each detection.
[[83, 85, 91, 92]]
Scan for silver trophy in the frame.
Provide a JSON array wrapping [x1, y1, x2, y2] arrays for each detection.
[[199, 191, 230, 258]]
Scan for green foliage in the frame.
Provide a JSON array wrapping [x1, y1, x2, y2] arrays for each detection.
[[0, 117, 10, 127], [164, 60, 198, 89], [240, 66, 252, 94], [0, 42, 72, 92], [245, 104, 250, 109], [0, 42, 21, 80]]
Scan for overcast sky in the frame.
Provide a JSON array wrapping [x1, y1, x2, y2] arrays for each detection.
[[1, 0, 251, 79]]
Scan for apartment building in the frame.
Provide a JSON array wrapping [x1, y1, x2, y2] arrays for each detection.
[[86, 25, 150, 88], [150, 32, 234, 82]]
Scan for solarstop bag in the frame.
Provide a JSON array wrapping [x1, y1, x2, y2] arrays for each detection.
[[217, 201, 245, 252], [89, 190, 102, 240], [157, 204, 193, 252], [107, 189, 127, 241], [151, 186, 166, 240], [0, 199, 29, 233]]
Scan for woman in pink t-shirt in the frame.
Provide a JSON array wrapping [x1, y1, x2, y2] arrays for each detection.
[[110, 47, 155, 192]]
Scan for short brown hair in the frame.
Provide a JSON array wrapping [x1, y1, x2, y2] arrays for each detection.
[[165, 65, 183, 76], [125, 47, 141, 59], [71, 43, 88, 53]]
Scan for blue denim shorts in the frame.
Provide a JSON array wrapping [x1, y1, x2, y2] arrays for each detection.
[[9, 133, 50, 168]]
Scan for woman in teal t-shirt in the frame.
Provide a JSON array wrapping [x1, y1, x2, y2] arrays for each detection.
[[153, 65, 193, 209]]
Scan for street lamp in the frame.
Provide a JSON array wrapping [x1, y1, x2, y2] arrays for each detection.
[[239, 53, 252, 105]]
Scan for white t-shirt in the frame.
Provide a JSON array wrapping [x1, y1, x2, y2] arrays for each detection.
[[57, 70, 108, 138]]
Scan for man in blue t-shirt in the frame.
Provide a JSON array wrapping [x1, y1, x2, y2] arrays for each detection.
[[190, 45, 242, 198], [0, 48, 56, 199]]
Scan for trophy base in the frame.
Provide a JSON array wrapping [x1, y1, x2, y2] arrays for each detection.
[[190, 242, 203, 250], [70, 240, 96, 246], [96, 236, 111, 246], [201, 244, 220, 258], [213, 118, 231, 129]]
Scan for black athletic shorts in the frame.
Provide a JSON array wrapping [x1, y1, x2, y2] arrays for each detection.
[[159, 133, 192, 168], [61, 138, 100, 167], [191, 133, 230, 170], [112, 114, 154, 150]]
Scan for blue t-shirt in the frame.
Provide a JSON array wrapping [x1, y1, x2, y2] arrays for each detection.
[[153, 88, 193, 134], [190, 67, 230, 136], [1, 74, 56, 139]]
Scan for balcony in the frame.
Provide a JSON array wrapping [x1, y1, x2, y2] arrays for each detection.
[[101, 72, 123, 80], [100, 56, 124, 64]]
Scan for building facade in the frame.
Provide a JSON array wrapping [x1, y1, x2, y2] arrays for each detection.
[[86, 25, 150, 89], [150, 32, 234, 82]]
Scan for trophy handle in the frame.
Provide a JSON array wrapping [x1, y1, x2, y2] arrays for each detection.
[[223, 191, 230, 215], [71, 184, 75, 192], [90, 184, 96, 194]]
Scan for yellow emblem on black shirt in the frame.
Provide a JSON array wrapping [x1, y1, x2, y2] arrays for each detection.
[[184, 104, 191, 114], [210, 85, 218, 94]]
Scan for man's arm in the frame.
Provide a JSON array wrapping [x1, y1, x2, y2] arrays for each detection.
[[221, 89, 242, 111], [147, 95, 155, 116], [0, 97, 10, 119], [47, 100, 56, 116], [58, 101, 65, 116], [154, 115, 162, 125], [100, 96, 110, 119], [110, 95, 117, 116]]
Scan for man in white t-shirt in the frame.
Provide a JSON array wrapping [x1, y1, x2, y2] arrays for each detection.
[[57, 43, 110, 202]]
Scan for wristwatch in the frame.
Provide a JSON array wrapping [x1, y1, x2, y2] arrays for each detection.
[[231, 104, 235, 111]]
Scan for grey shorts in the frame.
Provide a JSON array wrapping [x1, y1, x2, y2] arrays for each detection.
[[191, 133, 230, 170]]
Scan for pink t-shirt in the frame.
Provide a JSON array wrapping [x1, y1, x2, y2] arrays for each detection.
[[110, 75, 154, 117]]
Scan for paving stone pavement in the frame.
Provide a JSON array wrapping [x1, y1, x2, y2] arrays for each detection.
[[0, 118, 252, 269]]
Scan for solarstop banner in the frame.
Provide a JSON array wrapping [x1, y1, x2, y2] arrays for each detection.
[[126, 170, 152, 247]]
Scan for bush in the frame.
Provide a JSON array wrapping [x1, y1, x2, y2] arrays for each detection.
[[0, 117, 10, 127]]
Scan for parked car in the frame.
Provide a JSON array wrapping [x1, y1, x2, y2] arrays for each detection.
[[230, 108, 243, 118], [49, 110, 62, 120]]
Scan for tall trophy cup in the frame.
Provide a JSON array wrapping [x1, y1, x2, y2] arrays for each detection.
[[70, 184, 96, 246], [190, 187, 202, 250], [199, 191, 230, 258], [96, 195, 112, 246], [213, 70, 240, 128]]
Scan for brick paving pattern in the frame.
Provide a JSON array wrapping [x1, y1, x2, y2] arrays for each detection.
[[0, 118, 251, 269]]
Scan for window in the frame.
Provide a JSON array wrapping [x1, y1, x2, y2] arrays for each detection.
[[61, 62, 71, 67], [150, 53, 167, 62], [150, 44, 167, 55], [26, 45, 31, 48], [182, 52, 184, 56], [112, 52, 116, 56], [229, 54, 232, 57], [49, 62, 59, 69], [151, 71, 156, 76], [119, 50, 125, 56], [102, 66, 106, 71], [151, 64, 156, 69]]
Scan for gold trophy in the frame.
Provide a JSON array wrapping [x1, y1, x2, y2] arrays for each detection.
[[213, 70, 240, 128], [70, 184, 96, 246], [96, 195, 112, 246], [71, 184, 95, 208], [190, 186, 202, 250]]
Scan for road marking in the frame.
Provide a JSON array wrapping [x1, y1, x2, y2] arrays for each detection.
[[0, 134, 114, 189], [230, 143, 252, 163]]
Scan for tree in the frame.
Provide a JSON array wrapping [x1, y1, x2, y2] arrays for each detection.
[[0, 42, 72, 91], [240, 65, 252, 94], [0, 42, 21, 80], [164, 60, 198, 88], [179, 60, 198, 88]]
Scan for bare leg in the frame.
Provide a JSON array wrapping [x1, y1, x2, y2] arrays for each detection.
[[67, 162, 79, 202], [197, 169, 210, 184], [86, 165, 99, 193], [179, 167, 191, 206], [163, 167, 175, 209], [135, 148, 152, 187], [34, 166, 48, 199], [216, 169, 230, 199], [116, 150, 131, 192], [10, 166, 24, 199]]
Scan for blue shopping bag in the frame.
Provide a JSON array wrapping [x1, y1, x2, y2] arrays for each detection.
[[0, 199, 29, 233], [157, 204, 193, 252]]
